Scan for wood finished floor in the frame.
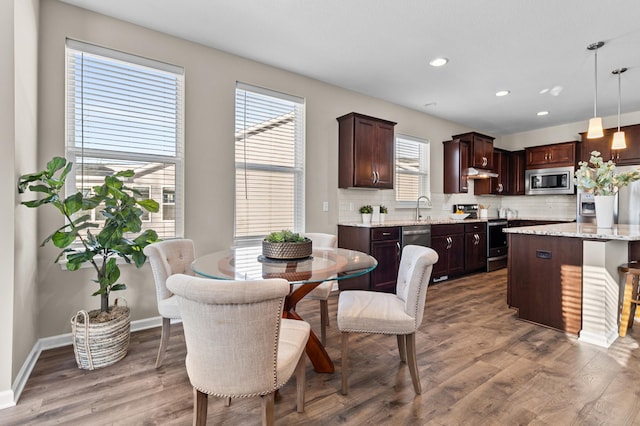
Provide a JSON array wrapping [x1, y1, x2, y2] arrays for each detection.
[[3, 268, 640, 425]]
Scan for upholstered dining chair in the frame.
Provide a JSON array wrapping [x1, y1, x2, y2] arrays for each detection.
[[337, 245, 438, 395], [166, 274, 310, 426], [291, 232, 337, 346], [143, 238, 195, 368]]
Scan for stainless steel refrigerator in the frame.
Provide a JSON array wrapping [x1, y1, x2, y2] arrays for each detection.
[[616, 165, 640, 225]]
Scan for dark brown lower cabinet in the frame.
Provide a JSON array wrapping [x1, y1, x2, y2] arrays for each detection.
[[507, 233, 582, 334], [464, 223, 486, 273], [337, 225, 400, 292], [431, 224, 465, 282]]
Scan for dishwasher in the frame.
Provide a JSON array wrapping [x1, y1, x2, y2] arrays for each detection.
[[401, 225, 432, 253]]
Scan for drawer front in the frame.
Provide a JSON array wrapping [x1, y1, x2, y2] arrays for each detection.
[[464, 223, 486, 233], [371, 227, 400, 241], [431, 223, 465, 236]]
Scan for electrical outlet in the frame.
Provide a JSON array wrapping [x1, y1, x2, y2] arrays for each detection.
[[322, 201, 329, 212], [349, 202, 354, 211]]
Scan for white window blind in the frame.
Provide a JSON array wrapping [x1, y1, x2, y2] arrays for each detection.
[[395, 135, 430, 203], [65, 39, 184, 240], [234, 83, 305, 243]]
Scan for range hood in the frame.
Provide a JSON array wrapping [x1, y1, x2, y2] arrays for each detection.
[[464, 167, 498, 179]]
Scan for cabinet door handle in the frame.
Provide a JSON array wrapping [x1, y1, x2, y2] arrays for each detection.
[[497, 183, 503, 193], [446, 236, 452, 249], [382, 232, 391, 236], [544, 153, 548, 160], [482, 156, 487, 167], [396, 241, 401, 259]]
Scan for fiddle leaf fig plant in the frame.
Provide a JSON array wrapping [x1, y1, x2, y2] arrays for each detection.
[[18, 157, 160, 313]]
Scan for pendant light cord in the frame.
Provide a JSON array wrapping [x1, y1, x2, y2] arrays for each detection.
[[593, 48, 598, 118], [617, 70, 622, 132]]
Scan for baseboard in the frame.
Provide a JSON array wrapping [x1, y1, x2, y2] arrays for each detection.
[[5, 315, 173, 410]]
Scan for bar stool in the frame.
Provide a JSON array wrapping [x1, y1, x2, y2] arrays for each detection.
[[618, 261, 640, 337]]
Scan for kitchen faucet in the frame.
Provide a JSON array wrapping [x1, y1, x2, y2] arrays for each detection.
[[416, 195, 432, 221]]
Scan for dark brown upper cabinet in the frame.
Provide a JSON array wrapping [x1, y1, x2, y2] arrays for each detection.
[[338, 113, 396, 189], [525, 141, 576, 169], [580, 123, 640, 166], [443, 139, 470, 194], [452, 132, 495, 170]]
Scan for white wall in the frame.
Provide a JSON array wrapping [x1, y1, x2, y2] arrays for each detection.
[[1, 0, 40, 408]]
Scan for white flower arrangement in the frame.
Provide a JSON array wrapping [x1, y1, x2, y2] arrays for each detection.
[[574, 151, 640, 196]]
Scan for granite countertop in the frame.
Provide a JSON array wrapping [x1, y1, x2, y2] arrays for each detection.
[[340, 216, 576, 228], [504, 222, 640, 241]]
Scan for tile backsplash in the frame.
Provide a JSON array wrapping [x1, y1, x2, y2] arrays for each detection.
[[337, 185, 577, 224]]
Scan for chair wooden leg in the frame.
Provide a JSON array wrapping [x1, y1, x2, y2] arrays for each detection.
[[295, 352, 306, 413], [397, 334, 407, 363], [341, 332, 349, 395], [405, 333, 422, 394], [224, 397, 231, 407], [155, 317, 171, 368], [193, 388, 208, 426], [261, 393, 275, 426], [320, 300, 328, 346], [620, 274, 635, 337]]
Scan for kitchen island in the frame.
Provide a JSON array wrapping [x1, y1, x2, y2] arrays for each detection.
[[505, 222, 640, 347]]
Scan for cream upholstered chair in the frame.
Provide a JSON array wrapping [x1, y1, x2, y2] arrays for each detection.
[[337, 245, 438, 395], [143, 239, 195, 368], [166, 274, 310, 426], [291, 232, 337, 346]]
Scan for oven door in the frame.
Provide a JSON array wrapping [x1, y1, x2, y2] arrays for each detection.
[[487, 220, 508, 271]]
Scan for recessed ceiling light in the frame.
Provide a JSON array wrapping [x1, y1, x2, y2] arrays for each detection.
[[423, 102, 437, 107], [429, 57, 449, 67], [539, 88, 550, 95], [495, 90, 510, 97], [537, 111, 549, 116]]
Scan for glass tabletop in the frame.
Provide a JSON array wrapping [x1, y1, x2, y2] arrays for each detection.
[[191, 246, 377, 284]]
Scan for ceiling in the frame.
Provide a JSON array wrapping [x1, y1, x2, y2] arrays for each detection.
[[59, 0, 640, 136]]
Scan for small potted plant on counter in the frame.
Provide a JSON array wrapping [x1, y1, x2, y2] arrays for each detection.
[[380, 205, 388, 223], [359, 205, 373, 224]]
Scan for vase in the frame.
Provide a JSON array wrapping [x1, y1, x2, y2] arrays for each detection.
[[362, 213, 372, 224], [380, 213, 386, 224], [594, 195, 615, 228]]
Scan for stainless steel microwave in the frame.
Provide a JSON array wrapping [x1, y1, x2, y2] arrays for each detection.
[[525, 166, 574, 195]]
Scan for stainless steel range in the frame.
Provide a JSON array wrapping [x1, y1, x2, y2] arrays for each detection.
[[487, 219, 508, 271]]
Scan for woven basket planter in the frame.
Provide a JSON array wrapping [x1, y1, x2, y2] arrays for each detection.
[[70, 302, 131, 370], [262, 239, 312, 260]]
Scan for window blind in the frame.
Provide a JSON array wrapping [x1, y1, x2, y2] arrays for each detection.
[[395, 135, 430, 202], [234, 83, 305, 243], [65, 39, 184, 240]]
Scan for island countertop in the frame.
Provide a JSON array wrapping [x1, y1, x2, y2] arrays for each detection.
[[504, 222, 640, 241]]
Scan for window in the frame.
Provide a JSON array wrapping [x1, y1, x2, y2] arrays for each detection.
[[234, 83, 305, 244], [395, 135, 430, 204], [65, 39, 184, 240]]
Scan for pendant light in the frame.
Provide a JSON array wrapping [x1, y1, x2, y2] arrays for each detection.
[[611, 67, 627, 150], [586, 41, 605, 139]]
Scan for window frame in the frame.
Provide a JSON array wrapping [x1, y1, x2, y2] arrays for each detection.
[[233, 82, 306, 246], [64, 39, 185, 243], [395, 134, 431, 208]]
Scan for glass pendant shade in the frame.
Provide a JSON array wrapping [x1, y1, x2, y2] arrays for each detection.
[[587, 117, 604, 139], [612, 131, 626, 150]]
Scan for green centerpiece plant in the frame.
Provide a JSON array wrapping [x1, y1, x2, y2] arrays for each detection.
[[263, 230, 312, 259]]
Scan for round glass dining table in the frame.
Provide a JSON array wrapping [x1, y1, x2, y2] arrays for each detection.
[[191, 245, 377, 373]]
